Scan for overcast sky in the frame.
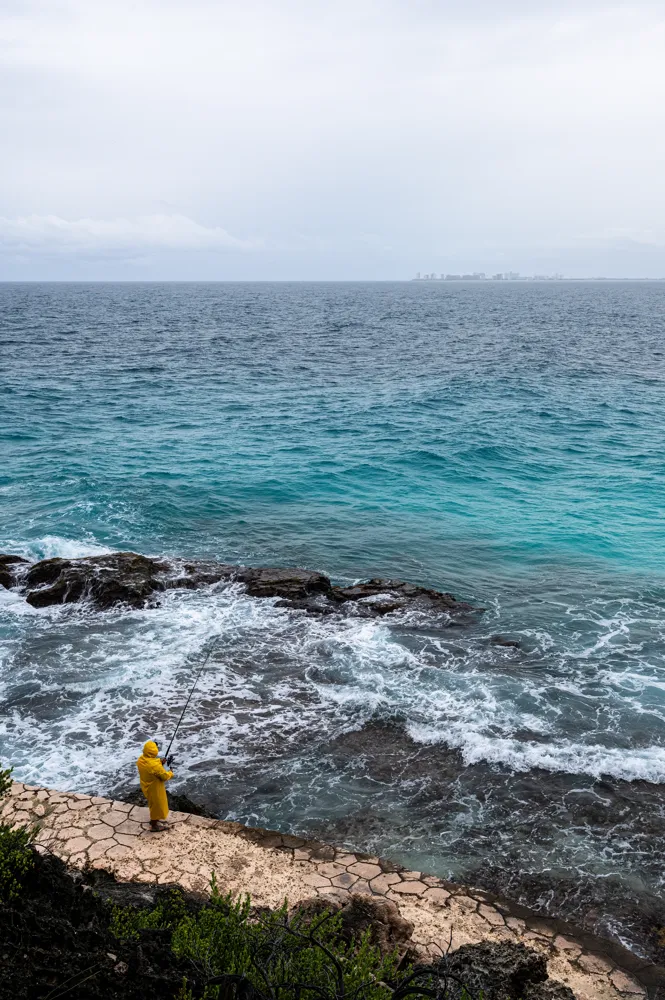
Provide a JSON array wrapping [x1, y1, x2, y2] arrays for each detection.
[[2, 0, 665, 279]]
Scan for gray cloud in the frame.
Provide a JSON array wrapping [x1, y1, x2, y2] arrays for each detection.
[[0, 214, 257, 253], [1, 0, 664, 278]]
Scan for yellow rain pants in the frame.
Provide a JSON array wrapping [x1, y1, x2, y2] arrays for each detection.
[[136, 740, 173, 820]]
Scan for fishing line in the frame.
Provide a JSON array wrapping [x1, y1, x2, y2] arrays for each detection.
[[163, 634, 219, 766]]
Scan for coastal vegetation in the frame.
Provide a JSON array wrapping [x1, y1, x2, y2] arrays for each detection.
[[1, 843, 481, 1000], [111, 880, 426, 1000], [0, 764, 34, 900]]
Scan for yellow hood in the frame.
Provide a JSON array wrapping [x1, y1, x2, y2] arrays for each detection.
[[143, 740, 159, 758]]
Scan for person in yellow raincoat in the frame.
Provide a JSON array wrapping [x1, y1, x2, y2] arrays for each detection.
[[136, 740, 173, 830]]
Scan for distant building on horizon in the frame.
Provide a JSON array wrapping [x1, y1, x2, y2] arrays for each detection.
[[410, 270, 665, 281], [412, 270, 570, 281]]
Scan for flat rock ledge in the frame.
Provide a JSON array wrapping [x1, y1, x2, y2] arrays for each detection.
[[3, 782, 649, 1000]]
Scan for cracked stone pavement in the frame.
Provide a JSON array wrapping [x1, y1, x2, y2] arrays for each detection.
[[2, 782, 650, 1000]]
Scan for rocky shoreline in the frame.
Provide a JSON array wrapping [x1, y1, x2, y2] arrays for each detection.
[[0, 551, 478, 618], [1, 781, 656, 999], [3, 549, 663, 995]]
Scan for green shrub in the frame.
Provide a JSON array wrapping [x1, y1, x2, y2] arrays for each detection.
[[174, 980, 195, 1000], [172, 889, 401, 1000], [110, 886, 189, 941], [0, 763, 35, 901], [0, 763, 12, 801], [0, 824, 34, 901], [111, 875, 476, 1000], [112, 876, 401, 1000]]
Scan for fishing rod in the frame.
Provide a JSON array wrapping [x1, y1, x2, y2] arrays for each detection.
[[162, 635, 219, 768]]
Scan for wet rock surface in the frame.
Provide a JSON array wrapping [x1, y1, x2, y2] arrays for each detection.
[[311, 720, 665, 973], [0, 554, 28, 590], [4, 550, 476, 618], [23, 552, 170, 608], [490, 636, 521, 648], [328, 578, 475, 617], [241, 566, 332, 601]]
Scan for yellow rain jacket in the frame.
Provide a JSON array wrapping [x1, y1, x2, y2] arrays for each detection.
[[136, 740, 173, 820]]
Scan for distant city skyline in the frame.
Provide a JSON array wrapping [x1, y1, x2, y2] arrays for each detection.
[[413, 271, 664, 282]]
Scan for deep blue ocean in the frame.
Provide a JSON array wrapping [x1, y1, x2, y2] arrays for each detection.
[[1, 281, 665, 955]]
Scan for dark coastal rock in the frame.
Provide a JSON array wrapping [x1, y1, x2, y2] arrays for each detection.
[[165, 564, 332, 601], [4, 549, 477, 618], [163, 560, 238, 590], [239, 566, 332, 600], [323, 717, 467, 785], [295, 893, 415, 959], [447, 941, 574, 1000], [335, 578, 460, 607], [491, 635, 521, 648], [274, 595, 341, 615], [118, 786, 216, 819], [336, 578, 477, 616], [276, 577, 477, 618], [0, 554, 28, 589], [24, 552, 170, 608]]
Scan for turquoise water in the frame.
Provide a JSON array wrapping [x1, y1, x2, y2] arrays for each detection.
[[1, 281, 665, 953], [2, 281, 664, 582]]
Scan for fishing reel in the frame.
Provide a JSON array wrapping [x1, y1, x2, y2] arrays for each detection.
[[164, 754, 177, 769]]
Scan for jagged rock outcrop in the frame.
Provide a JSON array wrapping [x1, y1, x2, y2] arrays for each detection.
[[242, 566, 331, 600], [447, 941, 576, 1000], [23, 552, 171, 608], [294, 902, 576, 999], [271, 575, 477, 617], [0, 554, 28, 590], [1, 550, 477, 619], [295, 893, 415, 960]]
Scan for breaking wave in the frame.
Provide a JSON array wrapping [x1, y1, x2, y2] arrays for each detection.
[[1, 535, 114, 562], [1, 542, 665, 794]]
